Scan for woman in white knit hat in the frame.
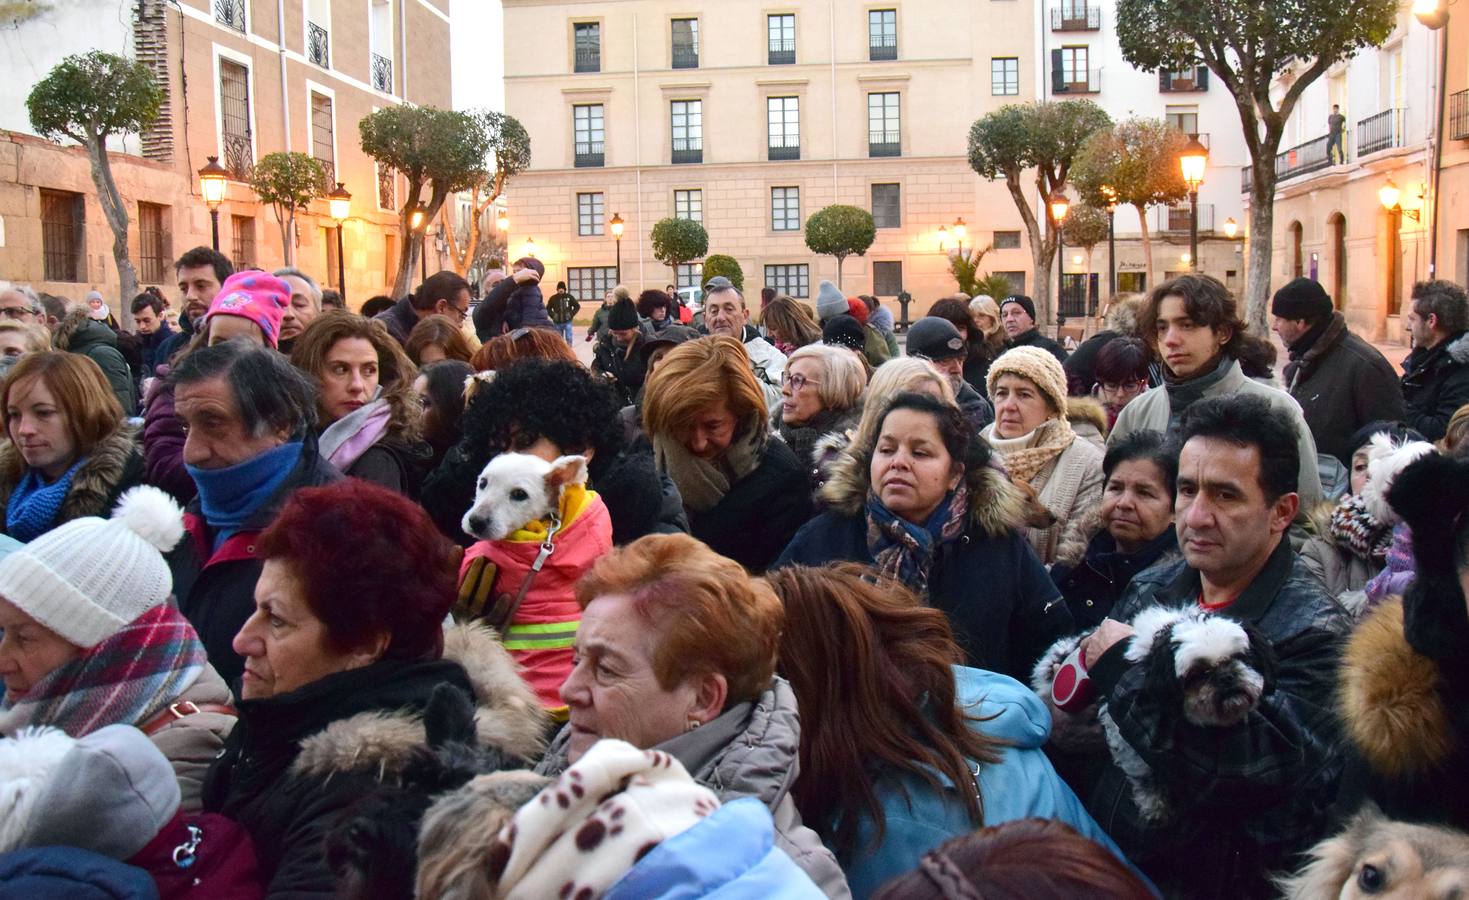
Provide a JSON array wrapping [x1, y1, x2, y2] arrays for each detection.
[[0, 485, 235, 811], [981, 346, 1104, 567]]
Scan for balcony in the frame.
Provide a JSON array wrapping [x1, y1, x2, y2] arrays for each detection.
[[314, 158, 335, 192], [769, 39, 795, 66], [1050, 6, 1100, 30], [671, 137, 702, 164], [868, 131, 901, 158], [574, 141, 604, 168], [377, 165, 396, 210], [308, 22, 329, 68], [1155, 202, 1215, 234], [371, 52, 392, 93], [1357, 108, 1406, 156], [768, 136, 800, 161], [869, 35, 897, 61], [672, 43, 699, 69], [214, 0, 245, 32], [1053, 68, 1101, 94], [1275, 134, 1332, 183], [574, 47, 600, 73], [222, 132, 253, 181], [1453, 90, 1469, 141], [1159, 66, 1209, 92]]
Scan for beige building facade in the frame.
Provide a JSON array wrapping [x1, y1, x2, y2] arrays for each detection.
[[0, 0, 451, 312], [501, 0, 1042, 317]]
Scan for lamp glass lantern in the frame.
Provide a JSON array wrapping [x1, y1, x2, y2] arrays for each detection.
[[952, 217, 967, 242], [1049, 193, 1070, 223], [198, 156, 229, 206], [1413, 0, 1448, 27], [1378, 178, 1402, 211], [609, 212, 624, 238], [496, 210, 509, 232], [1179, 137, 1209, 189], [1223, 217, 1239, 239], [523, 237, 537, 257], [937, 225, 950, 251], [410, 209, 425, 231], [327, 182, 352, 223]]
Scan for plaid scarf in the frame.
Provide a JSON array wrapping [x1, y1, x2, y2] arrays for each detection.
[[865, 483, 968, 599], [1328, 493, 1392, 564], [0, 603, 207, 738]]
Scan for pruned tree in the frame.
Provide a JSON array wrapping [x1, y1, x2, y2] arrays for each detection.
[[441, 111, 531, 280], [947, 245, 993, 296], [1063, 202, 1110, 274], [969, 100, 1111, 326], [702, 254, 744, 292], [1071, 118, 1190, 289], [26, 50, 163, 328], [248, 152, 325, 268], [650, 217, 708, 287], [361, 105, 489, 299], [804, 205, 875, 289], [1116, 0, 1396, 329]]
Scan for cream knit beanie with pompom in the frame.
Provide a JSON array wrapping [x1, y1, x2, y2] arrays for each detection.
[[986, 345, 1069, 417], [0, 486, 185, 648]]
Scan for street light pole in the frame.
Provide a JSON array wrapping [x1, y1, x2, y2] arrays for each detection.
[[328, 182, 351, 305], [610, 212, 624, 284], [1101, 186, 1117, 300], [1179, 135, 1209, 274], [197, 156, 229, 253], [1189, 188, 1199, 270], [1050, 192, 1070, 324]]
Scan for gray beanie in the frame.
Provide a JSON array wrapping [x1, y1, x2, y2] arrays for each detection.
[[815, 281, 848, 323]]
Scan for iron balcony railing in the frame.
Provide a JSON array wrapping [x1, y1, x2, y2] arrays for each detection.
[[672, 44, 699, 69], [1159, 66, 1209, 92], [371, 53, 392, 92], [222, 132, 253, 181], [671, 137, 702, 164], [308, 22, 328, 67], [214, 0, 245, 32], [769, 39, 795, 65], [1050, 6, 1100, 30], [574, 141, 605, 168], [574, 47, 600, 73], [868, 131, 901, 157], [1155, 202, 1215, 234], [1054, 68, 1101, 93], [377, 165, 396, 210], [1357, 108, 1406, 156], [1276, 134, 1333, 183], [768, 135, 800, 161], [1452, 90, 1469, 141], [314, 159, 335, 192], [869, 35, 897, 60]]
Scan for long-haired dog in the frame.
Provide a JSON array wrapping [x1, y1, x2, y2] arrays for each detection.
[[462, 453, 588, 542], [1277, 804, 1469, 899], [1033, 605, 1276, 823]]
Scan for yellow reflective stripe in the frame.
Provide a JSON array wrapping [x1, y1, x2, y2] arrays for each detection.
[[505, 620, 581, 636], [503, 636, 577, 650]]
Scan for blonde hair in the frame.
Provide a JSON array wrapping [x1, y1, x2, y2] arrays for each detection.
[[0, 321, 53, 355], [643, 335, 766, 439], [849, 357, 956, 452], [760, 295, 821, 348], [787, 344, 867, 411]]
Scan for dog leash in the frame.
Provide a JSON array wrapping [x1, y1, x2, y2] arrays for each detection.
[[491, 513, 562, 633]]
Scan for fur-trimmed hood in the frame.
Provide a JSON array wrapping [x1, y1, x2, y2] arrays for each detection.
[[1105, 296, 1145, 337], [291, 622, 548, 779], [0, 422, 142, 524], [1446, 331, 1469, 366], [51, 308, 117, 355], [1066, 396, 1109, 446]]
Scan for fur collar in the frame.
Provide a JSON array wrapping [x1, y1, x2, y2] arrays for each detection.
[[1106, 297, 1144, 336], [291, 622, 549, 780], [0, 423, 140, 521], [1066, 396, 1108, 440], [52, 308, 112, 352], [819, 442, 1026, 539], [1339, 598, 1456, 780], [1447, 331, 1469, 366]]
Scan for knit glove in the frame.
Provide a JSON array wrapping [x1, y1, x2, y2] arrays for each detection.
[[1387, 453, 1469, 668], [455, 555, 500, 623]]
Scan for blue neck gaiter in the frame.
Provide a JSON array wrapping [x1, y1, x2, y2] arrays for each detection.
[[187, 441, 303, 549]]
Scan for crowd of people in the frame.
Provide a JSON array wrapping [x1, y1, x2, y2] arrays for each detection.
[[0, 250, 1467, 899]]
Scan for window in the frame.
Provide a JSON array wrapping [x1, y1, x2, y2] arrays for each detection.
[[215, 0, 246, 32], [1165, 106, 1199, 136], [672, 18, 699, 69], [577, 192, 605, 236], [869, 9, 897, 60], [219, 59, 252, 179], [377, 163, 396, 210], [992, 57, 1019, 96], [671, 100, 702, 164], [768, 96, 800, 160], [232, 215, 256, 267], [994, 271, 1026, 295], [674, 189, 703, 224], [568, 266, 618, 299], [306, 0, 329, 68], [370, 0, 393, 92], [1159, 65, 1209, 92], [40, 189, 83, 282], [768, 14, 795, 65], [383, 232, 396, 284], [676, 263, 703, 290], [993, 230, 1021, 249], [310, 92, 334, 184], [574, 104, 605, 167], [868, 93, 900, 157], [138, 202, 170, 284], [772, 186, 800, 231], [871, 183, 900, 228], [573, 22, 600, 73], [1053, 46, 1096, 93], [872, 261, 902, 296], [765, 264, 809, 298]]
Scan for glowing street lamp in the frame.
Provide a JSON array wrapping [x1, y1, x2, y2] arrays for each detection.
[[327, 182, 351, 303], [1223, 217, 1239, 239], [609, 212, 624, 282], [1051, 192, 1070, 315], [197, 155, 230, 251], [1100, 185, 1118, 297], [496, 209, 509, 233], [952, 217, 968, 257], [1379, 177, 1421, 221], [1179, 135, 1209, 269]]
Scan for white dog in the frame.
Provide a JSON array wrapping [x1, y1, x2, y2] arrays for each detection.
[[462, 453, 590, 542]]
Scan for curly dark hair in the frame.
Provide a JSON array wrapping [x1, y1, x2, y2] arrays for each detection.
[[459, 358, 625, 473]]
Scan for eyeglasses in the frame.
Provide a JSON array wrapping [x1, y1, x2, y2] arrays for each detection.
[[448, 303, 469, 322], [0, 306, 37, 319], [1094, 380, 1147, 400], [782, 372, 820, 391]]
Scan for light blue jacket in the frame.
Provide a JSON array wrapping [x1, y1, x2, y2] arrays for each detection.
[[841, 666, 1142, 898], [605, 797, 826, 899]]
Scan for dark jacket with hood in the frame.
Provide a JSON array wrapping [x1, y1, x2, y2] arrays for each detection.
[[202, 623, 547, 899], [54, 309, 137, 415], [592, 331, 652, 407], [154, 309, 197, 368], [1008, 327, 1069, 364], [336, 433, 433, 499], [775, 445, 1072, 680], [1049, 509, 1180, 629], [374, 296, 420, 346], [1285, 312, 1404, 464], [688, 437, 813, 574], [771, 403, 862, 486], [169, 439, 341, 686], [1083, 539, 1350, 897], [0, 422, 144, 538], [1400, 330, 1469, 441]]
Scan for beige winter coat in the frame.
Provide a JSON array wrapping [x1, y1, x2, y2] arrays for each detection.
[[148, 662, 236, 812]]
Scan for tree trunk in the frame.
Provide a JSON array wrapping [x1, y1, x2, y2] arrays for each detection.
[[1135, 203, 1155, 290], [835, 254, 844, 290], [85, 139, 138, 330], [1246, 161, 1276, 334], [1004, 176, 1053, 326], [391, 181, 454, 300]]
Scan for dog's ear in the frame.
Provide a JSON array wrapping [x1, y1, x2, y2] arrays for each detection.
[[545, 455, 589, 490], [1242, 621, 1278, 692], [424, 682, 479, 749], [1142, 622, 1187, 712]]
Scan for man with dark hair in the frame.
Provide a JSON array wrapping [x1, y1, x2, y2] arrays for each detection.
[[376, 270, 472, 344], [319, 288, 344, 310], [1271, 277, 1403, 465], [999, 295, 1068, 363], [1327, 104, 1346, 164], [546, 279, 580, 344], [159, 246, 234, 363], [1073, 393, 1350, 897], [166, 341, 340, 683], [1401, 279, 1469, 440], [1110, 274, 1322, 511], [131, 289, 174, 378]]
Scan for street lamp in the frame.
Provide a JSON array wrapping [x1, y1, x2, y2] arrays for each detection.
[[937, 225, 949, 253], [1413, 0, 1448, 28], [197, 156, 229, 252], [496, 209, 509, 233], [410, 209, 427, 281], [1222, 217, 1239, 239], [1050, 191, 1070, 319], [1379, 177, 1421, 221], [1179, 135, 1209, 270], [327, 182, 351, 304], [953, 217, 967, 258], [1100, 185, 1118, 298], [523, 237, 537, 258], [609, 212, 624, 283]]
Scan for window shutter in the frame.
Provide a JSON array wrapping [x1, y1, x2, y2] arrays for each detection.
[[1159, 70, 1171, 91], [1196, 66, 1209, 90], [1051, 49, 1066, 93]]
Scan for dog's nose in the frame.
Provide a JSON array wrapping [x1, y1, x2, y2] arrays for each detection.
[[466, 516, 486, 536]]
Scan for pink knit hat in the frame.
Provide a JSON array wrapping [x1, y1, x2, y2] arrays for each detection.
[[206, 272, 289, 348]]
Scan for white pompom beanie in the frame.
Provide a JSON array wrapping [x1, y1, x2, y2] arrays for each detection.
[[0, 486, 185, 648]]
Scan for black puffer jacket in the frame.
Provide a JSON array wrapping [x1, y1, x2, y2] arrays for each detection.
[[1400, 330, 1469, 441], [1050, 524, 1179, 629]]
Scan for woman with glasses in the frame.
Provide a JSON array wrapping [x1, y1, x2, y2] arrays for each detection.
[[290, 312, 431, 496], [774, 345, 866, 482], [1091, 337, 1152, 432]]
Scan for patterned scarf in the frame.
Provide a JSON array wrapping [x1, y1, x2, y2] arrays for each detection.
[[5, 458, 86, 542], [1328, 493, 1392, 564], [864, 483, 968, 598], [983, 418, 1075, 485], [0, 604, 208, 738]]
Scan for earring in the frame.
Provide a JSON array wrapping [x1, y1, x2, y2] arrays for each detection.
[[685, 718, 702, 732]]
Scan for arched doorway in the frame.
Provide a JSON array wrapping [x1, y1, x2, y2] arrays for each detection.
[[1328, 213, 1346, 309], [1289, 221, 1304, 279]]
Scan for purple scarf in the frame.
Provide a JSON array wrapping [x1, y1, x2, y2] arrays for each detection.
[[319, 397, 392, 473]]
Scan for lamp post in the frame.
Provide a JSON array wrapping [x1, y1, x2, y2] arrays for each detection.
[[1223, 217, 1239, 239], [410, 209, 426, 282], [1101, 185, 1118, 299], [496, 209, 509, 234], [327, 182, 351, 304], [197, 156, 229, 252], [937, 225, 949, 254], [609, 212, 624, 283], [1379, 177, 1422, 221], [1179, 135, 1209, 271], [1050, 191, 1070, 322], [1413, 0, 1448, 276]]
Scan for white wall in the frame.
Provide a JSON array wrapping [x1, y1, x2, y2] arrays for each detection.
[[451, 0, 503, 111]]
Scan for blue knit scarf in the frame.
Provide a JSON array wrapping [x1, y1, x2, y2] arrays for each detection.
[[187, 441, 303, 550], [6, 458, 86, 542]]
